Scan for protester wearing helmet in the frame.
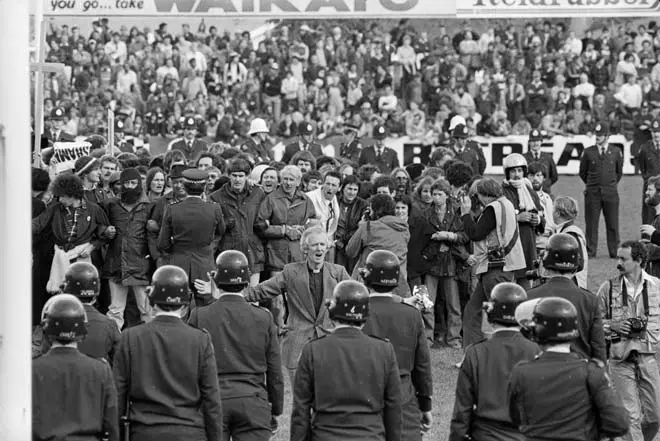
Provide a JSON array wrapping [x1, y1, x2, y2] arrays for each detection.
[[596, 240, 660, 441], [282, 121, 324, 164], [527, 233, 606, 361], [579, 122, 622, 258], [357, 124, 400, 174], [359, 250, 433, 440], [291, 280, 403, 441], [189, 251, 284, 440], [32, 262, 120, 363], [509, 297, 629, 441], [501, 152, 546, 287], [450, 282, 539, 441], [242, 118, 275, 163], [33, 294, 119, 441], [114, 265, 223, 440]]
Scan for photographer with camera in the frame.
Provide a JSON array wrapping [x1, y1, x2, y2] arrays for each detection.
[[527, 233, 606, 362], [596, 240, 660, 441]]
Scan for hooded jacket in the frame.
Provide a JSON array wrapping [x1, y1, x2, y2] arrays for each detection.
[[345, 214, 411, 296]]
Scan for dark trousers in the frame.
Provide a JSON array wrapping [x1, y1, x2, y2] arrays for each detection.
[[643, 181, 655, 225], [131, 424, 206, 441], [584, 188, 619, 257], [462, 268, 514, 347], [222, 395, 272, 441]]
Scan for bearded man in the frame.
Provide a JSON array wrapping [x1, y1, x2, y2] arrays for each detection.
[[102, 168, 154, 330], [642, 175, 660, 278]]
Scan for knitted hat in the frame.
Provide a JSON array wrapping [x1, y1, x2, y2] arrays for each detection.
[[74, 156, 99, 176], [120, 167, 141, 184]]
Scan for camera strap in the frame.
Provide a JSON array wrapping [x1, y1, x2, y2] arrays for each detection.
[[497, 200, 519, 256], [619, 277, 650, 318]]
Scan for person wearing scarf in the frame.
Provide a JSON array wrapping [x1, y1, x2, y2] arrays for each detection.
[[501, 153, 545, 287]]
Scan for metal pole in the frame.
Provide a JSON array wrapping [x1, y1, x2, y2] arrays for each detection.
[[32, 19, 46, 168], [0, 0, 33, 439], [107, 108, 115, 155]]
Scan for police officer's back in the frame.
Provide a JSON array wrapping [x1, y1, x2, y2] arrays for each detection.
[[361, 250, 432, 440], [291, 280, 403, 441], [450, 283, 539, 441], [189, 251, 284, 440], [527, 234, 607, 361], [33, 294, 119, 441], [113, 266, 223, 441], [32, 262, 120, 363], [508, 297, 629, 440]]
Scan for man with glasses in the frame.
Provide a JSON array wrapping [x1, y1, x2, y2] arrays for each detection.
[[171, 116, 208, 162], [306, 171, 342, 263]]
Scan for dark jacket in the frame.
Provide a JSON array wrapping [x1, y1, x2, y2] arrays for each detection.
[[407, 213, 434, 279], [170, 138, 208, 161], [103, 196, 153, 284], [358, 145, 400, 174], [637, 140, 660, 182], [113, 315, 223, 441], [527, 277, 607, 362], [335, 195, 368, 247], [579, 145, 623, 190], [290, 327, 403, 441], [450, 330, 539, 441], [240, 137, 275, 163], [523, 151, 559, 193], [148, 191, 184, 261], [282, 140, 324, 164], [210, 183, 268, 272], [508, 352, 629, 440], [33, 347, 119, 441], [188, 295, 284, 415], [422, 202, 469, 278]]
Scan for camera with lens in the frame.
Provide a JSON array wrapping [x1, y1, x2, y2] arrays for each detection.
[[487, 246, 506, 266], [627, 317, 648, 339], [524, 259, 547, 284]]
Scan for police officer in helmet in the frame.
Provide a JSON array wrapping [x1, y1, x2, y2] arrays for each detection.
[[509, 297, 629, 440], [450, 283, 538, 441], [114, 265, 223, 441], [291, 280, 403, 441], [360, 250, 433, 440], [527, 233, 606, 362], [33, 294, 119, 441], [189, 251, 284, 440]]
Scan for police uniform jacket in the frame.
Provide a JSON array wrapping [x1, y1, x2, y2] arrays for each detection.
[[358, 145, 400, 174], [210, 183, 268, 273], [103, 196, 153, 285], [508, 352, 629, 440], [339, 140, 362, 163], [170, 138, 208, 161], [579, 145, 623, 190], [362, 296, 432, 441], [466, 139, 487, 175], [32, 305, 120, 364], [290, 327, 403, 441], [452, 145, 482, 177], [282, 140, 324, 164], [637, 139, 660, 182], [188, 295, 284, 415], [523, 151, 559, 193], [241, 138, 275, 164], [244, 261, 351, 370], [450, 330, 539, 441], [157, 196, 225, 283], [33, 347, 119, 441], [113, 315, 223, 440], [256, 187, 316, 271], [527, 277, 607, 361], [147, 192, 183, 261], [45, 129, 75, 144]]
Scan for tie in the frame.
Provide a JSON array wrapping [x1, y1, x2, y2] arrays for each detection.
[[188, 141, 193, 150], [536, 154, 540, 161], [600, 147, 606, 157], [326, 202, 335, 232], [376, 148, 382, 160]]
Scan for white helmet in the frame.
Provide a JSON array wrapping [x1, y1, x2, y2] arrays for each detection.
[[503, 153, 528, 173], [449, 115, 466, 131], [248, 118, 269, 136]]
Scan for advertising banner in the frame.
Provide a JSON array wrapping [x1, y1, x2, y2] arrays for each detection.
[[45, 0, 455, 17], [457, 0, 660, 17]]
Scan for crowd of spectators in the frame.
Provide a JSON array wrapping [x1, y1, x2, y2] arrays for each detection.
[[39, 17, 660, 148]]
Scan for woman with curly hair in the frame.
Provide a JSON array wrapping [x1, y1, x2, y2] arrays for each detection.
[[32, 174, 111, 294]]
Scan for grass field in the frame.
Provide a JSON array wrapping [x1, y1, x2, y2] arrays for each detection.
[[271, 174, 645, 441]]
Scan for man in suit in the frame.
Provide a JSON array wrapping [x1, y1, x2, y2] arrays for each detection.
[[358, 124, 399, 174], [282, 121, 324, 164], [450, 124, 482, 177], [45, 107, 75, 144], [189, 251, 284, 440], [524, 129, 558, 195], [579, 122, 623, 258], [361, 250, 433, 441], [290, 280, 403, 441], [637, 119, 660, 224], [219, 226, 350, 383], [33, 294, 119, 441], [157, 168, 225, 304], [305, 170, 341, 262], [113, 266, 223, 441], [526, 233, 607, 362], [170, 116, 208, 162]]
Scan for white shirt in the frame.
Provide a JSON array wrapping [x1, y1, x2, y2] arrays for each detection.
[[619, 83, 643, 109], [305, 188, 340, 241]]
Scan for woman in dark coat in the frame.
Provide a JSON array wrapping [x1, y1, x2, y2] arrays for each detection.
[[335, 175, 368, 274]]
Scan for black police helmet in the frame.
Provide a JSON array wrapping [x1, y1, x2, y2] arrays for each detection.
[[42, 294, 88, 342], [214, 250, 250, 288], [529, 297, 579, 344], [149, 265, 190, 306], [484, 282, 527, 326], [362, 250, 400, 288], [62, 262, 100, 300], [542, 233, 580, 272], [327, 280, 370, 324]]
